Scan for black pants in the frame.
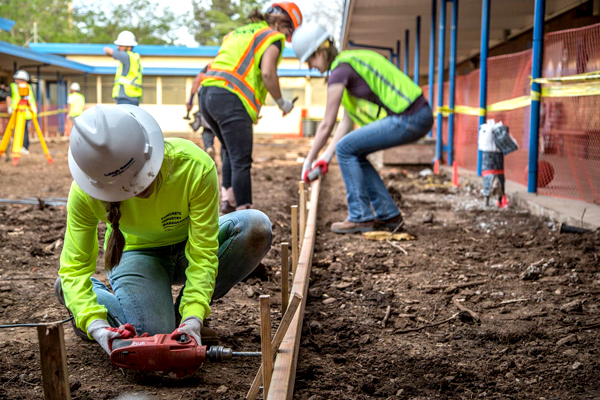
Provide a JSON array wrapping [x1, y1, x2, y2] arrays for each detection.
[[200, 86, 254, 206]]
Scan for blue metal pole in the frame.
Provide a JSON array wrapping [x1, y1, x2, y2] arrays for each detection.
[[447, 0, 458, 166], [435, 0, 446, 164], [414, 16, 421, 84], [404, 30, 409, 74], [428, 0, 437, 138], [396, 40, 401, 69], [477, 0, 490, 176], [528, 0, 545, 193], [56, 73, 61, 135]]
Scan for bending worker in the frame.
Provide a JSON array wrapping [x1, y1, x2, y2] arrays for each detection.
[[7, 70, 37, 154], [104, 31, 143, 106], [187, 63, 218, 160], [293, 23, 433, 234], [66, 82, 85, 136], [200, 2, 303, 214], [54, 105, 272, 355]]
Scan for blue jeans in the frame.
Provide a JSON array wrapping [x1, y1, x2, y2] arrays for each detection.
[[90, 210, 272, 335], [335, 105, 434, 222], [116, 98, 140, 106]]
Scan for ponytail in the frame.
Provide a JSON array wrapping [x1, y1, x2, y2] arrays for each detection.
[[248, 8, 266, 22], [104, 202, 125, 271]]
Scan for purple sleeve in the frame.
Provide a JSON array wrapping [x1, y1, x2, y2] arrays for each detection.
[[328, 63, 353, 87]]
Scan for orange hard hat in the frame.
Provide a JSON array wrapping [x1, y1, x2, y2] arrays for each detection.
[[271, 2, 303, 30]]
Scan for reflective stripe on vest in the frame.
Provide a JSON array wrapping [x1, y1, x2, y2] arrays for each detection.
[[201, 21, 285, 122], [204, 68, 261, 113], [113, 51, 143, 98]]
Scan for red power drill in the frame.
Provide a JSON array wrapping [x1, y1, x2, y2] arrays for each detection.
[[111, 334, 260, 377]]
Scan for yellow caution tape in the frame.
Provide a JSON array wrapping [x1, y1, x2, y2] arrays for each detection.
[[0, 109, 68, 118], [530, 91, 541, 102], [363, 231, 416, 241], [531, 70, 600, 85], [541, 81, 600, 98]]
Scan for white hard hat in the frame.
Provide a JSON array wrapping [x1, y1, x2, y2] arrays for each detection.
[[68, 105, 165, 202], [13, 70, 30, 81], [70, 82, 81, 91], [292, 22, 331, 66], [114, 31, 138, 47]]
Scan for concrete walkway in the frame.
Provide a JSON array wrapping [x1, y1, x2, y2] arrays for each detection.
[[450, 166, 600, 230]]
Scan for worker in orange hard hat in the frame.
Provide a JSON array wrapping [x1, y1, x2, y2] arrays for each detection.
[[200, 2, 303, 214]]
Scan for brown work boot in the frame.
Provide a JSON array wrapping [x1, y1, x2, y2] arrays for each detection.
[[330, 219, 374, 234], [374, 214, 403, 231], [54, 277, 93, 342], [220, 201, 236, 215]]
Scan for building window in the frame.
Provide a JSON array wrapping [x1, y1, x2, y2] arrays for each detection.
[[142, 77, 157, 104], [101, 75, 114, 104], [265, 88, 305, 107], [311, 80, 328, 107], [161, 77, 186, 105], [82, 75, 97, 103]]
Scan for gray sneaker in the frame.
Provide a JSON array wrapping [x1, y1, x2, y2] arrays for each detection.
[[54, 277, 93, 342]]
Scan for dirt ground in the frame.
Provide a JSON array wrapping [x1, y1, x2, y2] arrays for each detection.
[[0, 135, 599, 400]]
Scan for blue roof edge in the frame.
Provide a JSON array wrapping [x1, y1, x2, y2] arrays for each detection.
[[0, 41, 92, 73], [0, 17, 16, 33], [29, 43, 298, 58], [91, 66, 322, 77]]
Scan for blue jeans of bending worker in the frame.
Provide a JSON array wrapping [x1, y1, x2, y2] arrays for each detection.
[[116, 98, 140, 106], [335, 104, 434, 222], [90, 210, 272, 335]]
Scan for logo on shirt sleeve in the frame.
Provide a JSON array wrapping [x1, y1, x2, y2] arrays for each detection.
[[161, 211, 189, 231]]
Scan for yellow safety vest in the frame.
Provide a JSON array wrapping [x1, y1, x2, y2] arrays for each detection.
[[202, 21, 285, 122], [112, 51, 143, 98], [68, 92, 85, 117], [10, 83, 37, 120]]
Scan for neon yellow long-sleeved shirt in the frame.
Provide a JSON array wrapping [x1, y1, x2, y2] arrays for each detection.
[[59, 138, 219, 337]]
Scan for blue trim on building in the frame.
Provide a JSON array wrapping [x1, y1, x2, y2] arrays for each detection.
[[0, 41, 92, 73], [0, 17, 16, 32], [29, 43, 298, 58]]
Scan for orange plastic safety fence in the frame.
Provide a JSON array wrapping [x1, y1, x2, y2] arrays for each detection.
[[428, 21, 600, 205]]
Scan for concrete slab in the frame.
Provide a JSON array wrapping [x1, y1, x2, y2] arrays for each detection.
[[448, 166, 600, 230]]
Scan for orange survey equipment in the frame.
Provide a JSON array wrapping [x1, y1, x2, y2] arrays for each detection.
[[0, 83, 53, 166]]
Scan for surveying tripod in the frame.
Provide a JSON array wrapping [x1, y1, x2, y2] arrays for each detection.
[[0, 83, 53, 166]]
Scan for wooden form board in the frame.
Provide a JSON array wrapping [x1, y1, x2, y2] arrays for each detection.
[[267, 177, 321, 400]]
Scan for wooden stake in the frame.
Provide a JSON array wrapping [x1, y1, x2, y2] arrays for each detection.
[[37, 323, 71, 400], [247, 293, 302, 400], [291, 205, 299, 276], [298, 181, 307, 241], [281, 243, 289, 316], [259, 295, 273, 399]]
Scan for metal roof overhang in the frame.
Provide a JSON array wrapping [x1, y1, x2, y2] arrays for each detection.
[[0, 41, 92, 78], [341, 0, 587, 79]]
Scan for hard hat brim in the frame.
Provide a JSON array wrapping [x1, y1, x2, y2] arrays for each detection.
[[114, 40, 138, 47], [68, 105, 165, 202]]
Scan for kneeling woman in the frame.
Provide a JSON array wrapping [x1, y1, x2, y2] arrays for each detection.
[[293, 23, 434, 234], [55, 105, 271, 355]]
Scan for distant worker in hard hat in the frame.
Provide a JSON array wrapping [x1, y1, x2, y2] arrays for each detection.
[[6, 70, 37, 154], [66, 82, 85, 136], [200, 2, 303, 214], [293, 23, 434, 234], [104, 31, 143, 106]]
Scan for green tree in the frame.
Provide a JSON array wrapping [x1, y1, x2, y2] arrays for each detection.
[[190, 0, 267, 46], [76, 0, 184, 45], [0, 0, 183, 46]]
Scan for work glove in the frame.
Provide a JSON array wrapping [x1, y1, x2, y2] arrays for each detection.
[[171, 316, 202, 346], [275, 97, 294, 115], [7, 107, 12, 115], [88, 319, 137, 355], [303, 152, 333, 184], [302, 158, 313, 183]]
